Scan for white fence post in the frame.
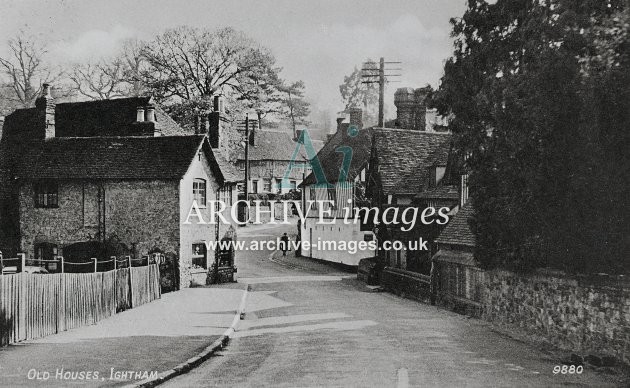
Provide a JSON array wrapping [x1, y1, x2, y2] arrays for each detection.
[[146, 257, 151, 303], [18, 253, 26, 341], [127, 256, 133, 308], [57, 255, 66, 332], [92, 258, 97, 273]]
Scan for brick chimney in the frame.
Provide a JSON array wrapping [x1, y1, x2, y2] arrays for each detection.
[[414, 87, 431, 131], [35, 83, 55, 140], [208, 96, 229, 149], [394, 88, 415, 129], [349, 107, 363, 131]]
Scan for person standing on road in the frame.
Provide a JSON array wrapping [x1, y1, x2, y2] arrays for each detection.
[[280, 233, 290, 256]]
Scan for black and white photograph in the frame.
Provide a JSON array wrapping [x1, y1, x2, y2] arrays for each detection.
[[0, 0, 629, 387]]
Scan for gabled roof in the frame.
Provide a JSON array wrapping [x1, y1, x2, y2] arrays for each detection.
[[435, 204, 476, 247], [238, 130, 323, 162], [301, 127, 373, 186], [15, 135, 222, 180], [213, 151, 242, 183], [372, 128, 451, 195]]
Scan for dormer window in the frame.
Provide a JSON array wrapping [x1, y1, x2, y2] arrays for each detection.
[[430, 166, 447, 187], [34, 180, 58, 208], [193, 178, 206, 207]]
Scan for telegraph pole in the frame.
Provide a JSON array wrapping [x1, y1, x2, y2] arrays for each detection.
[[378, 57, 384, 127], [244, 114, 250, 196], [362, 57, 401, 127]]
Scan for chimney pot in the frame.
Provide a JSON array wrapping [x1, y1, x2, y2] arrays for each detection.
[[145, 105, 156, 123], [136, 107, 145, 122], [42, 83, 51, 97], [213, 96, 224, 113]]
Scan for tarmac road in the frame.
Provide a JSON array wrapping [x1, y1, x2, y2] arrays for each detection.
[[164, 222, 627, 388]]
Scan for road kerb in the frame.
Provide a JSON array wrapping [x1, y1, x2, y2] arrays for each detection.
[[125, 287, 249, 388]]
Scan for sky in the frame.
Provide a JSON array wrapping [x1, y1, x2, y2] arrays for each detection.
[[0, 0, 467, 126]]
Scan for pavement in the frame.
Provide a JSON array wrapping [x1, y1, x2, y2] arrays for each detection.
[[0, 285, 247, 387]]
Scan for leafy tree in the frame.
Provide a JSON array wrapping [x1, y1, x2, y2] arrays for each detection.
[[434, 0, 630, 273], [339, 60, 379, 125], [278, 80, 310, 136], [140, 26, 281, 126]]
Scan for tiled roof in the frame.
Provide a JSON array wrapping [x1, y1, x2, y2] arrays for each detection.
[[55, 97, 191, 137], [435, 204, 476, 247], [213, 151, 242, 183], [1, 108, 42, 144], [429, 143, 450, 166], [301, 127, 373, 186], [415, 185, 459, 200], [1, 97, 190, 141], [154, 107, 192, 136], [372, 128, 451, 195], [239, 130, 323, 162], [15, 135, 219, 180]]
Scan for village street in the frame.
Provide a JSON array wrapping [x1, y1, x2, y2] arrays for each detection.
[[164, 223, 625, 388]]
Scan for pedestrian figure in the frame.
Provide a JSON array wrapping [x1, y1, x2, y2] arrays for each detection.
[[280, 233, 290, 256]]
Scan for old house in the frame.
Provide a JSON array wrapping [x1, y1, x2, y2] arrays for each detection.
[[235, 125, 323, 196], [0, 85, 239, 287], [365, 86, 452, 274], [366, 128, 452, 273], [299, 87, 452, 268]]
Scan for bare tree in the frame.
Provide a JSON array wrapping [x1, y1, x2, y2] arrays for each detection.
[[69, 59, 128, 100], [119, 38, 148, 97], [68, 39, 148, 100], [0, 33, 64, 108]]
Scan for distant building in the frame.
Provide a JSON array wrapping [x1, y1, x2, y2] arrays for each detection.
[[300, 109, 375, 266], [235, 127, 323, 196], [300, 87, 452, 268], [0, 86, 240, 287]]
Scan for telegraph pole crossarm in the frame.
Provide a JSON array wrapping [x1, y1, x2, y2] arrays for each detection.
[[361, 57, 401, 127]]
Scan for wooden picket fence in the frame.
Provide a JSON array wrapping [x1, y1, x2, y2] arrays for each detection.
[[0, 264, 160, 346]]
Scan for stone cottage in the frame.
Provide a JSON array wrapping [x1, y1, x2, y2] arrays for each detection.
[[0, 85, 240, 287]]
